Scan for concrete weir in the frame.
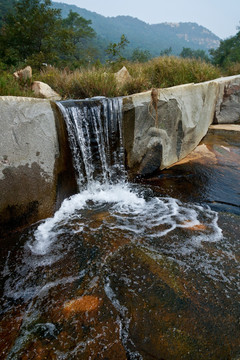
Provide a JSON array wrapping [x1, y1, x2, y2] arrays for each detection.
[[1, 74, 240, 233], [0, 97, 77, 236], [122, 75, 240, 175]]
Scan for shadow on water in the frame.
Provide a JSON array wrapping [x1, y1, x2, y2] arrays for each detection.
[[0, 110, 240, 360]]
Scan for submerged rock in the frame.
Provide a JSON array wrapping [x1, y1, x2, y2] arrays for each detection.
[[63, 296, 100, 315]]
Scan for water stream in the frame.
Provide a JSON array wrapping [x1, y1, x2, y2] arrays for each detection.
[[0, 98, 239, 360]]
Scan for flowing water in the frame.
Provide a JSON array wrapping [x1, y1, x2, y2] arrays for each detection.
[[0, 98, 240, 360]]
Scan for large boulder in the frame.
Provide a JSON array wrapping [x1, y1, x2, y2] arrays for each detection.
[[123, 81, 218, 175], [0, 97, 77, 236], [32, 81, 61, 100]]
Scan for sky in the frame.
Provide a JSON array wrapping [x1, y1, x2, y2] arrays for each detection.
[[54, 0, 239, 40]]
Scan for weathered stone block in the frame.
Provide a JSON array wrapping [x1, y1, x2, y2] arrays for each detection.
[[123, 81, 218, 175], [0, 97, 77, 236], [214, 75, 240, 124]]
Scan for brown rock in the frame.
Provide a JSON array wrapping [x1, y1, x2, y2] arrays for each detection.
[[182, 220, 207, 231], [63, 296, 100, 316]]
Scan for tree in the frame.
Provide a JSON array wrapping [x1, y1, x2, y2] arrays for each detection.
[[0, 0, 96, 67], [0, 0, 63, 65], [105, 34, 129, 63], [0, 0, 16, 28], [180, 47, 210, 62], [160, 47, 172, 56], [210, 31, 240, 67], [131, 48, 151, 63], [60, 10, 96, 64], [61, 10, 95, 46]]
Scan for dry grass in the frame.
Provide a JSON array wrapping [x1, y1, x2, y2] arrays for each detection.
[[38, 57, 221, 98], [1, 56, 223, 98], [38, 67, 119, 99], [140, 56, 221, 88], [224, 62, 240, 76]]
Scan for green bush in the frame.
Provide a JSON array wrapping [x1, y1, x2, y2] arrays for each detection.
[[142, 56, 221, 88], [0, 71, 34, 97]]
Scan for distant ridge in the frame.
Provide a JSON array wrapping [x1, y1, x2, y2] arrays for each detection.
[[52, 2, 220, 57]]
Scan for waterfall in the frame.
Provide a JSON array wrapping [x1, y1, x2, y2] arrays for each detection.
[[56, 97, 126, 188], [3, 97, 232, 360]]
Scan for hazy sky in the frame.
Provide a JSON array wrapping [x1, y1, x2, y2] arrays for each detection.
[[54, 0, 239, 40]]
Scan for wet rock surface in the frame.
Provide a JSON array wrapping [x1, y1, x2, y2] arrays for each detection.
[[0, 132, 240, 359]]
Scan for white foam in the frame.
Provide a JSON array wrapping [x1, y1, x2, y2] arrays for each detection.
[[30, 182, 143, 255], [30, 181, 223, 256]]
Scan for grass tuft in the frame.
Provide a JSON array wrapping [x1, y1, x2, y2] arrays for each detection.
[[0, 57, 223, 98]]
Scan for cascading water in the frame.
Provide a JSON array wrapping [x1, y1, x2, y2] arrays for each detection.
[[1, 97, 240, 360], [57, 97, 125, 187]]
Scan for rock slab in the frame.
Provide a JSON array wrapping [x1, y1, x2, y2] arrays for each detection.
[[32, 81, 61, 100], [122, 75, 240, 176], [0, 97, 76, 236], [123, 81, 218, 175]]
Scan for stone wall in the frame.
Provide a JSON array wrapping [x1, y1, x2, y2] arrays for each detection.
[[1, 74, 240, 234], [122, 74, 240, 176], [0, 97, 77, 237]]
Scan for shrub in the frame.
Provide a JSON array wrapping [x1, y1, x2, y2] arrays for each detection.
[[0, 71, 34, 97], [142, 56, 221, 88], [224, 62, 240, 76]]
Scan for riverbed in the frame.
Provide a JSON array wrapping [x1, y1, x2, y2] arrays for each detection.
[[0, 129, 239, 360]]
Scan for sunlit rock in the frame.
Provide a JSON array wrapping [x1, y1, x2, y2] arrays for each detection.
[[123, 81, 218, 175], [114, 66, 132, 86], [209, 124, 240, 133], [32, 81, 61, 100], [0, 97, 77, 234], [171, 144, 218, 166]]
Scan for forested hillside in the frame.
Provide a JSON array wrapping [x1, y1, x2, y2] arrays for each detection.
[[52, 1, 220, 57]]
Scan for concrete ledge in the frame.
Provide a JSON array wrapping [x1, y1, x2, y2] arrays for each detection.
[[122, 75, 240, 176], [209, 124, 240, 132], [1, 74, 240, 233], [0, 97, 77, 237]]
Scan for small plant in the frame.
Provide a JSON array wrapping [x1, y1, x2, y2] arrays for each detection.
[[105, 34, 129, 64]]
